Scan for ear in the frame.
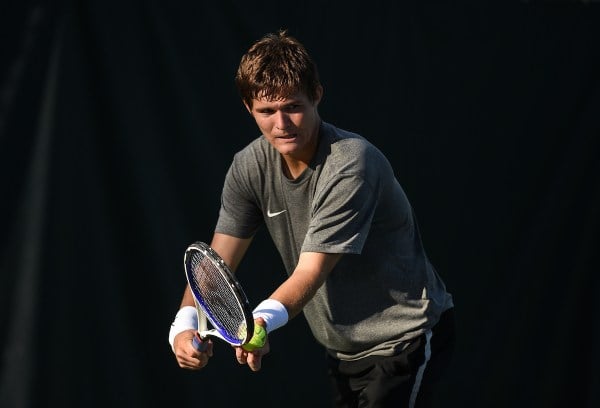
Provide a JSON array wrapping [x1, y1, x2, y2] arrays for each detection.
[[314, 85, 324, 106], [243, 100, 253, 115]]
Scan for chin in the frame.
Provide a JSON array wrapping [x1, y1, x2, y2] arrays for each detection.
[[278, 148, 298, 156], [275, 140, 300, 151]]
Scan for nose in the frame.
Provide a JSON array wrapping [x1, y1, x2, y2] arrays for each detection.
[[274, 111, 290, 131]]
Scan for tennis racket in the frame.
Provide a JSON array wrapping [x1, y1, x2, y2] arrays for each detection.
[[183, 241, 266, 352]]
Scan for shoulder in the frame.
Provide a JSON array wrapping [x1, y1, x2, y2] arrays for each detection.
[[230, 135, 276, 171], [320, 122, 391, 173], [234, 135, 272, 160], [223, 136, 274, 193]]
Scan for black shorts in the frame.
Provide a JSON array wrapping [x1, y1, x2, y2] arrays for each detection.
[[326, 308, 456, 408]]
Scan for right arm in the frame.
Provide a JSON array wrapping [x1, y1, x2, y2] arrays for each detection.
[[172, 233, 253, 370]]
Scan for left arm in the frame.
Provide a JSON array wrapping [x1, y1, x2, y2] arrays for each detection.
[[270, 251, 342, 319], [236, 251, 341, 371]]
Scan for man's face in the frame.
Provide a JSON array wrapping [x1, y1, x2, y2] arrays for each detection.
[[246, 89, 322, 161]]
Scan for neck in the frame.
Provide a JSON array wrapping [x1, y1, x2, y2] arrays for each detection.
[[281, 120, 321, 180], [281, 140, 318, 179], [281, 159, 307, 180]]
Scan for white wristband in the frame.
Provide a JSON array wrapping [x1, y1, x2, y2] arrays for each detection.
[[252, 299, 288, 334], [168, 306, 198, 350]]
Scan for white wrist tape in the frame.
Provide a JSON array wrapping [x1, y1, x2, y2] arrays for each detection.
[[252, 299, 288, 334], [168, 306, 198, 349]]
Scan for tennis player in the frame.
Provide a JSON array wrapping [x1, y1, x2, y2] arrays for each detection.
[[169, 30, 455, 407]]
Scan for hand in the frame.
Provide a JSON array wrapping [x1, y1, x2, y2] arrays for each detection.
[[235, 319, 270, 371], [173, 329, 213, 370]]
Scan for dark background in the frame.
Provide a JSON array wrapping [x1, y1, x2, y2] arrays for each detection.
[[1, 1, 599, 407]]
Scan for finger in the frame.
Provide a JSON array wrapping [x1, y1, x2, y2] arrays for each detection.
[[179, 360, 202, 370], [246, 351, 262, 372], [177, 355, 208, 370], [191, 339, 214, 358], [177, 341, 212, 370], [235, 347, 248, 365]]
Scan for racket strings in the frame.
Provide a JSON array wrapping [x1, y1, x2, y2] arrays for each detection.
[[189, 252, 247, 342]]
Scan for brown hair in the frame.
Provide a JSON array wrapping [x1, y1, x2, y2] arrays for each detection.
[[235, 30, 321, 108]]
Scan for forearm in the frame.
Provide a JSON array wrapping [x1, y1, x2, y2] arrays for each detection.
[[269, 251, 341, 319], [210, 232, 253, 272], [179, 284, 196, 308], [270, 269, 322, 319]]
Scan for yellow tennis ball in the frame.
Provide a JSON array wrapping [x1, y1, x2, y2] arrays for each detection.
[[242, 325, 266, 351]]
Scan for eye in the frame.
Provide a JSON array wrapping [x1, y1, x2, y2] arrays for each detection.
[[256, 108, 274, 115], [285, 104, 302, 113]]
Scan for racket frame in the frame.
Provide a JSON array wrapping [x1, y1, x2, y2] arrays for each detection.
[[184, 241, 255, 348]]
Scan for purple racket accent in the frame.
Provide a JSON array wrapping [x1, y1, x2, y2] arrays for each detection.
[[184, 242, 254, 346]]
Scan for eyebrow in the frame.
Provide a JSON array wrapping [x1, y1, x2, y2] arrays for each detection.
[[254, 98, 302, 113]]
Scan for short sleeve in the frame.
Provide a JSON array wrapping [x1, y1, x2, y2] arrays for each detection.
[[301, 174, 377, 254], [215, 156, 263, 238]]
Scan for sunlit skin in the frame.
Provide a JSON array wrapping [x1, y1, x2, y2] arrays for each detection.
[[245, 87, 323, 179]]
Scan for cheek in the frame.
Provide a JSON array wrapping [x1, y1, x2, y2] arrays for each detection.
[[293, 111, 313, 126], [253, 118, 271, 133]]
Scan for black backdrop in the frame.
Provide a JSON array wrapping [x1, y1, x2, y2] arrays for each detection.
[[1, 1, 599, 407]]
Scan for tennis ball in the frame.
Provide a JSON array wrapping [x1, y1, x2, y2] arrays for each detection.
[[242, 325, 266, 351]]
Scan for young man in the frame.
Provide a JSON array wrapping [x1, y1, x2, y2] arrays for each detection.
[[169, 30, 455, 407]]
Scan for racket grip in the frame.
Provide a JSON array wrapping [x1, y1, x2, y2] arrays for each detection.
[[242, 324, 267, 352], [192, 332, 209, 352]]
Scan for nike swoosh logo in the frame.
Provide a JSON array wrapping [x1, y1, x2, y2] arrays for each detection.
[[267, 209, 287, 218]]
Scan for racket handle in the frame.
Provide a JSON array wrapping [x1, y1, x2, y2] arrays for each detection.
[[242, 324, 267, 352], [192, 332, 209, 352]]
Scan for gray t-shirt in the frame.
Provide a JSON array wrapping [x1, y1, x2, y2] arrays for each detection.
[[216, 121, 453, 360]]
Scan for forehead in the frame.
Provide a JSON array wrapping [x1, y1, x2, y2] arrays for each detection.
[[252, 91, 309, 107]]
